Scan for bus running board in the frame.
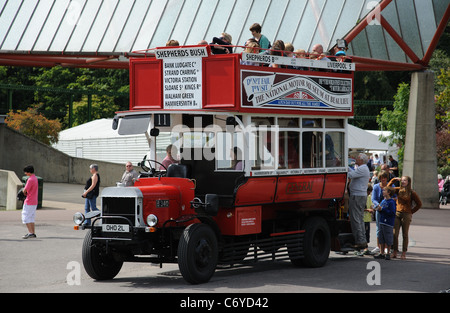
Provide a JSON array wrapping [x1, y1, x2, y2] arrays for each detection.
[[218, 233, 304, 267]]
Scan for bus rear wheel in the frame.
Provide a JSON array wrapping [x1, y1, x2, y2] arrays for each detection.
[[301, 216, 331, 267]]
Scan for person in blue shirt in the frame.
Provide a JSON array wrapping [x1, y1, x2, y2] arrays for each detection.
[[249, 23, 271, 53], [373, 186, 396, 260], [371, 171, 390, 254]]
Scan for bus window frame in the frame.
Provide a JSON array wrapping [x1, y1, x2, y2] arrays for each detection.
[[214, 115, 348, 176]]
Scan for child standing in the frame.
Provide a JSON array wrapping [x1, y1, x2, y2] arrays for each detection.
[[373, 186, 396, 260], [362, 184, 374, 255]]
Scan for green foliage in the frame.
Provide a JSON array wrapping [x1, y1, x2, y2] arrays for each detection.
[[6, 105, 61, 145], [435, 68, 450, 169], [0, 66, 129, 129], [32, 66, 77, 121], [435, 67, 450, 128], [353, 71, 410, 129], [70, 94, 119, 127], [377, 82, 410, 172], [377, 67, 450, 174]]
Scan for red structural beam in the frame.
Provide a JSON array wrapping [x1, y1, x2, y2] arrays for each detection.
[[345, 0, 393, 43], [422, 3, 450, 66], [0, 54, 129, 69], [377, 15, 420, 64], [343, 0, 450, 70], [351, 55, 425, 71]]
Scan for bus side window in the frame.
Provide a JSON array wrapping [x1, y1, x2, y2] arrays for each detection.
[[279, 131, 300, 169], [325, 132, 344, 167], [250, 127, 275, 170], [216, 132, 245, 171], [302, 131, 323, 168]]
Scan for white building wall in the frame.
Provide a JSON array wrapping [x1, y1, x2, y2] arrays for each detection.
[[55, 136, 150, 165], [53, 119, 150, 165]]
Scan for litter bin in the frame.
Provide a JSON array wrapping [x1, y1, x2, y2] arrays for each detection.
[[22, 176, 43, 209]]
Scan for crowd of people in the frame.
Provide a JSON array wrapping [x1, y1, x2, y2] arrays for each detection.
[[347, 153, 423, 260], [15, 148, 437, 264], [165, 22, 350, 67]]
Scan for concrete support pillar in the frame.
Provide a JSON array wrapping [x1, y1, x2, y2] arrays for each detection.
[[403, 71, 439, 209]]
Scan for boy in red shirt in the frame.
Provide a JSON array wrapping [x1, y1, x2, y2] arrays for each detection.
[[22, 165, 38, 239]]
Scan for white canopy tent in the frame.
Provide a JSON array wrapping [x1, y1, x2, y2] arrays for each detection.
[[348, 124, 390, 151], [348, 124, 398, 164]]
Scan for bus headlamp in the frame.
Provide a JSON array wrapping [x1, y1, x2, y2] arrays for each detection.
[[73, 212, 85, 226], [146, 214, 158, 227]]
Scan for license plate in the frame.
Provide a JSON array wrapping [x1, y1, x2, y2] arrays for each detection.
[[102, 224, 130, 233]]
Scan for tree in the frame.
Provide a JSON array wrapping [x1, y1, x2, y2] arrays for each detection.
[[435, 68, 450, 175], [32, 67, 129, 128], [5, 105, 61, 145], [353, 71, 410, 129], [377, 68, 450, 176], [376, 82, 410, 173], [69, 94, 119, 127], [0, 66, 129, 129]]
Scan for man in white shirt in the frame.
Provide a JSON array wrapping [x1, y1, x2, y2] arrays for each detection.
[[373, 154, 382, 168], [348, 153, 370, 249], [121, 162, 139, 186]]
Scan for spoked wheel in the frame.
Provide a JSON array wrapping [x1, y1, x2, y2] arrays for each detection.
[[178, 223, 218, 284], [82, 230, 123, 280]]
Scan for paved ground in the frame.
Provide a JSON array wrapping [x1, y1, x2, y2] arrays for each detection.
[[1, 182, 449, 295]]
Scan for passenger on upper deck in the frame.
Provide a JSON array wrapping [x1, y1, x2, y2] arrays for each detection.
[[335, 50, 347, 62], [283, 42, 297, 69], [166, 39, 179, 46], [245, 38, 258, 46], [293, 48, 308, 70], [332, 50, 352, 73], [311, 44, 330, 61], [267, 40, 285, 68], [240, 41, 260, 66], [332, 39, 349, 57], [210, 33, 233, 54], [295, 49, 307, 59], [284, 43, 294, 57], [249, 23, 271, 52]]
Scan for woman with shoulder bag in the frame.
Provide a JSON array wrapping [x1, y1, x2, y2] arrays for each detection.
[[82, 164, 101, 225]]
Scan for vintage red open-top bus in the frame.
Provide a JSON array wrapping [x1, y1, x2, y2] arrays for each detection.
[[74, 45, 356, 284]]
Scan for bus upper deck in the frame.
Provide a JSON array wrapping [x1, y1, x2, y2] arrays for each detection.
[[115, 45, 353, 193], [128, 45, 354, 115]]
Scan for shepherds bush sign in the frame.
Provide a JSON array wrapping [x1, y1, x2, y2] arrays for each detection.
[[157, 47, 208, 110]]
